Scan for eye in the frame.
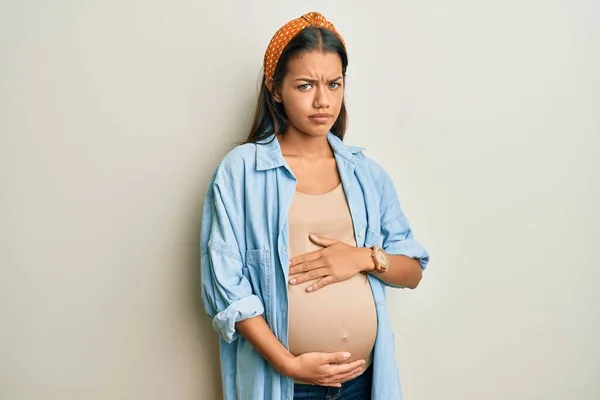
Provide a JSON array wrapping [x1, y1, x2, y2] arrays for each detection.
[[298, 83, 313, 91], [329, 82, 342, 89]]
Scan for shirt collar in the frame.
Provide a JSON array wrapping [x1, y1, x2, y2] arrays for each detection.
[[255, 132, 365, 171]]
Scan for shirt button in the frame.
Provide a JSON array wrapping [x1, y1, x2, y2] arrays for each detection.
[[358, 231, 364, 238], [281, 245, 287, 252]]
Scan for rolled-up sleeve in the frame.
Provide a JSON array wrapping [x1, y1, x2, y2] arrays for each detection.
[[200, 166, 264, 343], [379, 170, 430, 271]]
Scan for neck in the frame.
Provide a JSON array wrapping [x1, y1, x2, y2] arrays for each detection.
[[277, 128, 333, 159]]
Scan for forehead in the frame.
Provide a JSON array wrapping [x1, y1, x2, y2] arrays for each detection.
[[285, 51, 343, 77]]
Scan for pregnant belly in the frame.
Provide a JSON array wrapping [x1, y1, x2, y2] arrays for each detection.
[[287, 273, 377, 365]]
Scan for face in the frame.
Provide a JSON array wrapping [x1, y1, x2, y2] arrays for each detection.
[[269, 50, 344, 138]]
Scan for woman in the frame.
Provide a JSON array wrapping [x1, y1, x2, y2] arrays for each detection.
[[201, 12, 430, 400]]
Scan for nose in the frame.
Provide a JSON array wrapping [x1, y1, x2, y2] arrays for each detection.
[[313, 85, 330, 109]]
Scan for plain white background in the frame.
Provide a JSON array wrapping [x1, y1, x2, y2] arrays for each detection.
[[1, 1, 599, 399]]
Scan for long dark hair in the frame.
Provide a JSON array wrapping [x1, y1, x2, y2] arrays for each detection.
[[245, 26, 349, 144]]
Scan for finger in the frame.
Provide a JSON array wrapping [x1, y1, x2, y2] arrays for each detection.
[[324, 352, 352, 364], [288, 259, 326, 276], [309, 234, 339, 247], [328, 359, 366, 376], [306, 275, 334, 292], [289, 249, 322, 267], [328, 366, 364, 384], [289, 268, 329, 286]]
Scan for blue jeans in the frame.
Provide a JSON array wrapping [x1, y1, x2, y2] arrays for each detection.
[[293, 365, 373, 400]]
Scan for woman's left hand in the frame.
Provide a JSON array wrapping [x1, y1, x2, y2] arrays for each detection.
[[288, 234, 371, 292]]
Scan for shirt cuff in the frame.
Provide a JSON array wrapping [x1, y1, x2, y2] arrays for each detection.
[[212, 295, 265, 343], [385, 239, 430, 270]]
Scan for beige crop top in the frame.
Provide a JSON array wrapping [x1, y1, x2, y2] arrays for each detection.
[[287, 184, 377, 377]]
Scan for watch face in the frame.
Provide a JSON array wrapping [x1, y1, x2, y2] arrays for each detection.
[[377, 248, 390, 266]]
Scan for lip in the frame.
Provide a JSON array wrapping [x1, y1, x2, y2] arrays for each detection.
[[308, 114, 333, 124]]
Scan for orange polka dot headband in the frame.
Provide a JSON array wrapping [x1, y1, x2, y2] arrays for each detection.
[[263, 12, 346, 79]]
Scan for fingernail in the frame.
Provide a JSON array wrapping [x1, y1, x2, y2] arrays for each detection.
[[289, 278, 296, 285], [306, 286, 313, 292], [343, 352, 350, 359]]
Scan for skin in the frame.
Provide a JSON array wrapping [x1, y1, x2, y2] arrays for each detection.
[[236, 49, 422, 387]]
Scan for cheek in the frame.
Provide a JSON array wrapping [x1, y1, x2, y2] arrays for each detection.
[[334, 92, 344, 110], [282, 93, 310, 118]]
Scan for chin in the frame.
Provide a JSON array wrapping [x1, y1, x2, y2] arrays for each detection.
[[301, 125, 332, 138]]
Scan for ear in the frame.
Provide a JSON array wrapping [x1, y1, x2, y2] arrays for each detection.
[[265, 77, 283, 103]]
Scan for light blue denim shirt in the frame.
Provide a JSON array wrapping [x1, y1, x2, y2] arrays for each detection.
[[201, 132, 430, 400]]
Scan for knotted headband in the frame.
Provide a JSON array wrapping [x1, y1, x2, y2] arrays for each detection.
[[263, 12, 346, 79]]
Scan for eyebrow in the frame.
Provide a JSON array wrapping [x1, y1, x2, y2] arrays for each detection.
[[294, 76, 343, 83]]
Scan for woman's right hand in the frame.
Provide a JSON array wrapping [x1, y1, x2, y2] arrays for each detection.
[[282, 352, 366, 387]]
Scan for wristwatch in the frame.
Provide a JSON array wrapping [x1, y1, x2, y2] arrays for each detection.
[[370, 245, 390, 273]]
